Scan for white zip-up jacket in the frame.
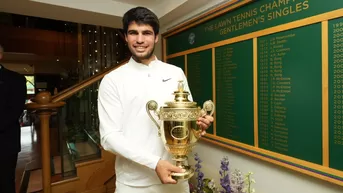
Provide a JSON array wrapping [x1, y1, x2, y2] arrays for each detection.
[[98, 57, 192, 186]]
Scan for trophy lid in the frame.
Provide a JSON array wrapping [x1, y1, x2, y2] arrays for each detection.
[[165, 80, 197, 108]]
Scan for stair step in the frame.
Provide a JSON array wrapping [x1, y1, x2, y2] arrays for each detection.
[[20, 155, 75, 193], [20, 150, 114, 193], [26, 169, 64, 193]]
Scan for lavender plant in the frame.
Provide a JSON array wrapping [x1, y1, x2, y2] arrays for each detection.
[[190, 154, 256, 193], [219, 156, 231, 193], [194, 153, 204, 192]]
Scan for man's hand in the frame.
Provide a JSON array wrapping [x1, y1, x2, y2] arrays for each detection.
[[196, 115, 214, 136], [155, 159, 184, 184]]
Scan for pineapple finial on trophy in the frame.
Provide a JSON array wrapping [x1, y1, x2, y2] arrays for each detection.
[[178, 80, 184, 92]]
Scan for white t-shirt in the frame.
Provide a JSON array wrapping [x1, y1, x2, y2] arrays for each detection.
[[98, 57, 192, 186]]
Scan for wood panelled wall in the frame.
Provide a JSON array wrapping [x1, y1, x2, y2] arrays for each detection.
[[0, 24, 78, 58]]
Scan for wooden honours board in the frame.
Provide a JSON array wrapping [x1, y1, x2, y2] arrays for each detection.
[[257, 24, 323, 164], [167, 56, 185, 73], [329, 17, 343, 172], [215, 40, 254, 145], [162, 0, 343, 186]]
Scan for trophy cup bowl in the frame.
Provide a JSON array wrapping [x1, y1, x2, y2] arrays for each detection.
[[146, 80, 215, 180]]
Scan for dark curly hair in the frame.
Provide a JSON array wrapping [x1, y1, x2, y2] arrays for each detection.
[[122, 7, 159, 36]]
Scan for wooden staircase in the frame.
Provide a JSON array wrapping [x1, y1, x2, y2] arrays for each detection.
[[23, 149, 116, 193], [24, 60, 128, 193], [50, 150, 116, 193]]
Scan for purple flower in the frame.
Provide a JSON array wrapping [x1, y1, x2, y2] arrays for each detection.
[[194, 153, 204, 192], [219, 156, 231, 193], [220, 161, 229, 171]]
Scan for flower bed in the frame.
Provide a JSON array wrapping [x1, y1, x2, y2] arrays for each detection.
[[190, 153, 256, 193]]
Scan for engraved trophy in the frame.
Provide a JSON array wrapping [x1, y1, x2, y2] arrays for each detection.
[[146, 80, 215, 180]]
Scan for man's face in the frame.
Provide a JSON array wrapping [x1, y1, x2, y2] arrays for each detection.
[[125, 22, 158, 63]]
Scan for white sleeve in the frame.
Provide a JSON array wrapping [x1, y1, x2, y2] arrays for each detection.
[[98, 76, 160, 170]]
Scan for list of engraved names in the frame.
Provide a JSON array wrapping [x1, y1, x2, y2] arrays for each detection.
[[329, 18, 343, 170], [216, 46, 238, 139], [187, 53, 202, 102], [215, 40, 254, 145], [258, 34, 293, 153], [331, 20, 343, 147]]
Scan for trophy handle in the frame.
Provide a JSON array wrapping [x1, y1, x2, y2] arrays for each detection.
[[200, 100, 215, 117], [195, 100, 215, 139], [146, 100, 161, 136]]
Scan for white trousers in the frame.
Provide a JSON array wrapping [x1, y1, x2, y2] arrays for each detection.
[[115, 181, 190, 193]]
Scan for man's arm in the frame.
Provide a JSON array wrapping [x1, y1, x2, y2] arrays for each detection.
[[98, 76, 160, 170], [2, 74, 27, 130]]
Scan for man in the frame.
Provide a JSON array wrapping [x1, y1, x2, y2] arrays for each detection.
[[0, 44, 27, 193], [98, 7, 213, 193]]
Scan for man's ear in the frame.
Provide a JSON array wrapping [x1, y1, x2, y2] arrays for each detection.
[[125, 34, 128, 42], [155, 34, 159, 43]]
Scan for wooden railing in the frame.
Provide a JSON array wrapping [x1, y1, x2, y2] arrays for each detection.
[[25, 58, 129, 193], [52, 57, 130, 102], [26, 92, 65, 193]]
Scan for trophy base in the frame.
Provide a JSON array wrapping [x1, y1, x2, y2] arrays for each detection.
[[171, 166, 194, 180]]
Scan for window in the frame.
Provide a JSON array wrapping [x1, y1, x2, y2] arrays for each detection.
[[25, 75, 35, 95]]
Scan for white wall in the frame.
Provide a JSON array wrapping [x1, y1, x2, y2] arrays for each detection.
[[190, 141, 343, 193], [157, 1, 343, 193]]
